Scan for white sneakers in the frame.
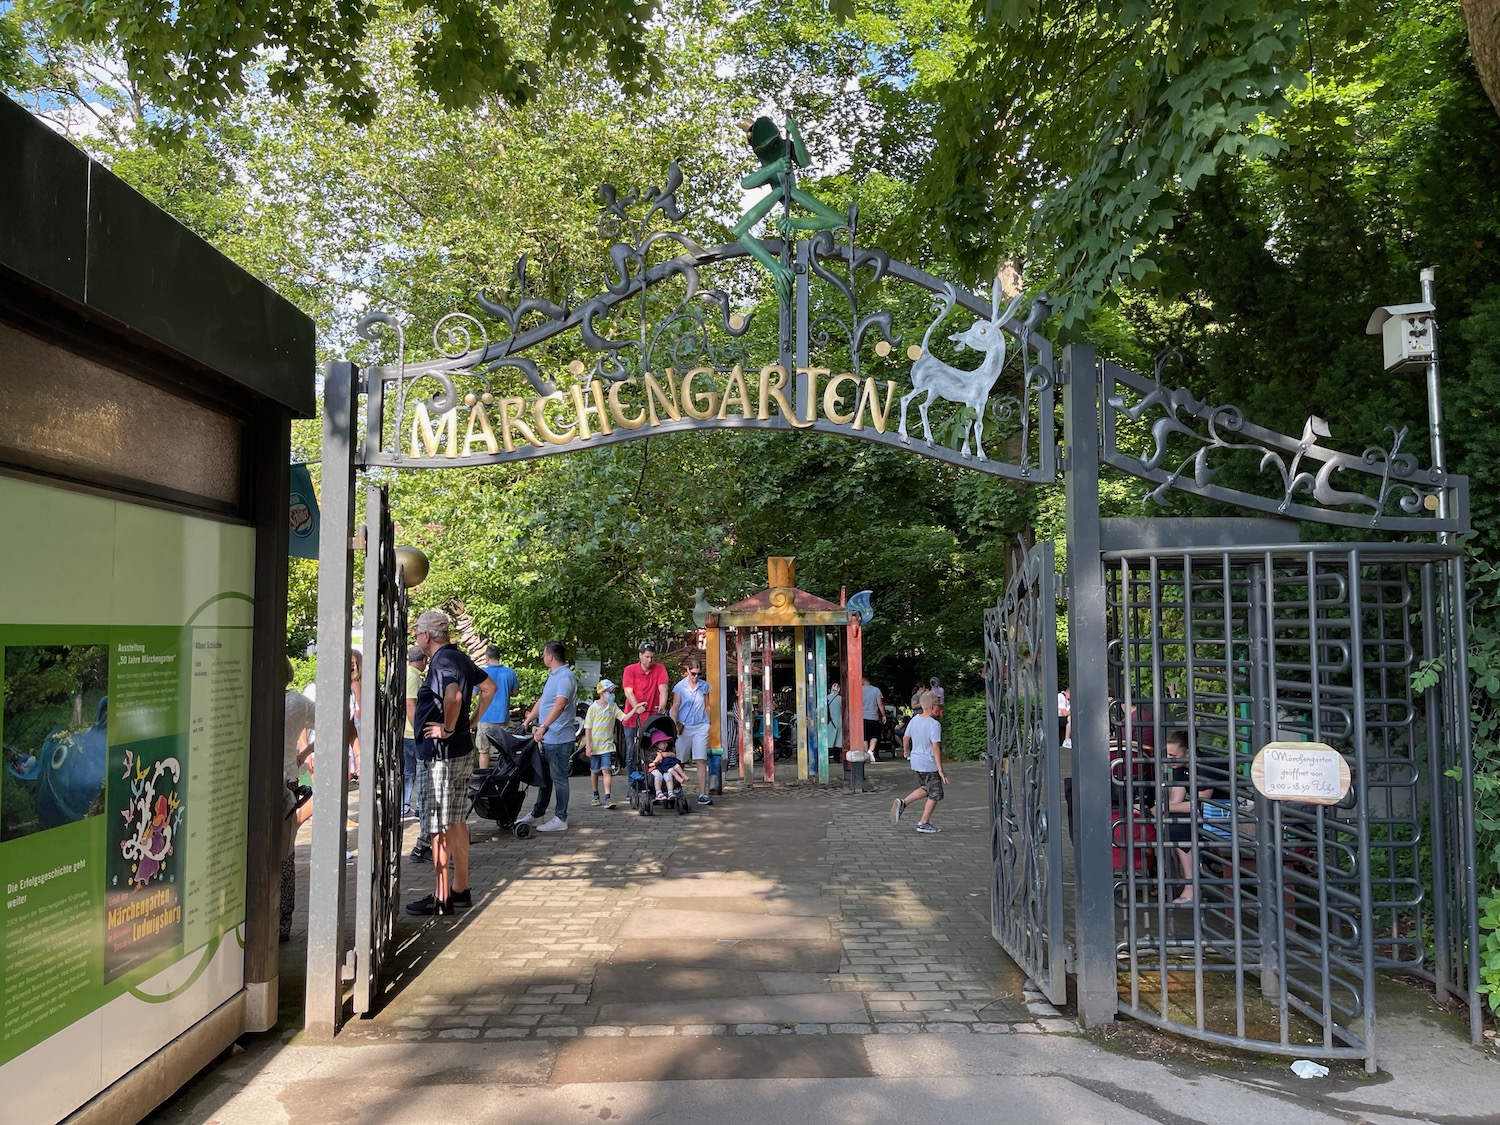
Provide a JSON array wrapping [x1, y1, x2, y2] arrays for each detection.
[[515, 812, 566, 832]]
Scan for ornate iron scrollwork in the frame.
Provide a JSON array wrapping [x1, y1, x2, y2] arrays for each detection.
[[985, 540, 1065, 1005], [1102, 354, 1467, 532], [806, 208, 896, 380]]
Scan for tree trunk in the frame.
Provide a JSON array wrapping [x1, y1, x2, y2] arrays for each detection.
[[441, 598, 486, 663], [1464, 0, 1500, 118]]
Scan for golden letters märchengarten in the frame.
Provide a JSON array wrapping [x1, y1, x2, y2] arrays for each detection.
[[408, 364, 899, 459]]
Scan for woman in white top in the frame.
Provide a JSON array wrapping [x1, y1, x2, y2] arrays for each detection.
[[281, 659, 315, 941]]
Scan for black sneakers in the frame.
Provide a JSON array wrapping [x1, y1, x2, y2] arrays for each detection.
[[410, 842, 432, 863], [406, 889, 470, 915]]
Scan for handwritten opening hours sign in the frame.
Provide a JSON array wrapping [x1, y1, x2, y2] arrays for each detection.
[[1250, 742, 1352, 805]]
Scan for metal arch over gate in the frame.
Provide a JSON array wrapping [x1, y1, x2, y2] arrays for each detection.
[[305, 153, 1482, 1068], [307, 157, 1063, 1033], [348, 161, 1057, 483]]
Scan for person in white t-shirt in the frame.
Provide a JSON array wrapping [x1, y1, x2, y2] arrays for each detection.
[[890, 691, 948, 834]]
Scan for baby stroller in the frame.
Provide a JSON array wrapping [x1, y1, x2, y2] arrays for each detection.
[[628, 714, 692, 817], [467, 727, 550, 839]]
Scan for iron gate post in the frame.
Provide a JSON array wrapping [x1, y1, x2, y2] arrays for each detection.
[[794, 238, 810, 412], [353, 483, 383, 1014], [306, 359, 358, 1036], [1062, 344, 1116, 1027], [1246, 561, 1280, 998], [1349, 553, 1381, 1070], [1420, 562, 1453, 1003], [1448, 554, 1485, 1043]]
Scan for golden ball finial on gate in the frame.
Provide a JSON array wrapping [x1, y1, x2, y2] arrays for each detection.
[[394, 546, 430, 588]]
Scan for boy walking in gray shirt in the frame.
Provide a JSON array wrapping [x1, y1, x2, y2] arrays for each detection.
[[891, 691, 948, 834]]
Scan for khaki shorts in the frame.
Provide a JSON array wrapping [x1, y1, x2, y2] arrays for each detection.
[[914, 770, 944, 802]]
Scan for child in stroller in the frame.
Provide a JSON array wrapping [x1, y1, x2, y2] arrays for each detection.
[[629, 716, 692, 816], [648, 734, 688, 800]]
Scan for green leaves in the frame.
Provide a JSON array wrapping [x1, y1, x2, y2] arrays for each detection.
[[1447, 554, 1500, 1011], [911, 0, 1306, 324], [33, 0, 665, 123]]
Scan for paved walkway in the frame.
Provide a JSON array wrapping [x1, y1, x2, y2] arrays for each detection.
[[332, 757, 1041, 1047], [144, 758, 1499, 1124]]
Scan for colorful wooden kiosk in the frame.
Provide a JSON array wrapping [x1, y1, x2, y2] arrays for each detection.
[[699, 557, 864, 784]]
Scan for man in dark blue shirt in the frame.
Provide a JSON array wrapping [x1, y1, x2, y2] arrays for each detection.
[[409, 610, 494, 916]]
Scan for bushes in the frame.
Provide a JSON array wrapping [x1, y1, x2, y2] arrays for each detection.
[[1461, 555, 1500, 1015], [1416, 549, 1500, 1017], [289, 654, 318, 695], [941, 697, 987, 761]]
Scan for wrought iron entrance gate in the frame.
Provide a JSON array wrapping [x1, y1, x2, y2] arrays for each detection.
[[352, 488, 407, 1014], [985, 542, 1065, 1004], [304, 159, 1481, 1066], [1056, 351, 1480, 1069], [1103, 544, 1477, 1061]]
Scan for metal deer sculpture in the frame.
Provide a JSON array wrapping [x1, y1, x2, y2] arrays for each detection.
[[899, 280, 1025, 462]]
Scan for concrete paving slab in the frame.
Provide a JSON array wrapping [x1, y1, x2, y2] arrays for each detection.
[[757, 972, 835, 995], [590, 963, 765, 1003], [643, 894, 839, 916], [608, 938, 845, 974], [165, 1072, 1177, 1125], [596, 992, 866, 1027], [617, 909, 833, 941], [549, 1034, 874, 1084]]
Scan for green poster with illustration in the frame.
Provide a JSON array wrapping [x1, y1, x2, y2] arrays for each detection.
[[0, 476, 255, 1125]]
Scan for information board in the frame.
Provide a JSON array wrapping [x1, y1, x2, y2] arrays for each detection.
[[0, 475, 254, 1125]]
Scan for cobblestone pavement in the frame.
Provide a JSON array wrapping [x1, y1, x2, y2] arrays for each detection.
[[285, 758, 1056, 1045]]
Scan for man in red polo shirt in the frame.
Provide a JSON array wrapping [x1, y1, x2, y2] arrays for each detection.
[[621, 640, 668, 774]]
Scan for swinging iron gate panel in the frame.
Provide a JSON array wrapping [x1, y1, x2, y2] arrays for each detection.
[[1103, 543, 1478, 1068], [985, 541, 1066, 1005], [353, 485, 408, 1015]]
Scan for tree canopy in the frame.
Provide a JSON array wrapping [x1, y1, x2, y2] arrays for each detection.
[[7, 0, 1500, 666], [13, 0, 660, 121]]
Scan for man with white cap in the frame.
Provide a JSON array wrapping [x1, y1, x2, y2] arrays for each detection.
[[409, 609, 494, 915], [584, 677, 624, 809]]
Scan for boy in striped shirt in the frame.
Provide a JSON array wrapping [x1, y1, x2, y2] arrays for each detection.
[[586, 678, 624, 808]]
